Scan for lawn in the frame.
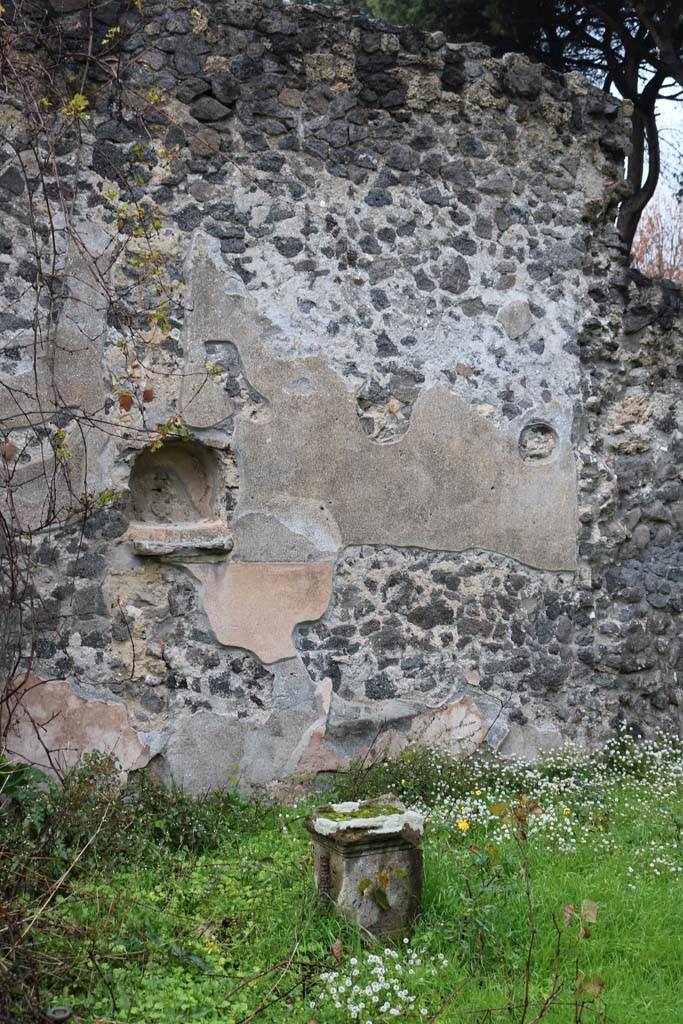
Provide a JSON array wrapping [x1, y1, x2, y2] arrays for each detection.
[[1, 732, 681, 1024]]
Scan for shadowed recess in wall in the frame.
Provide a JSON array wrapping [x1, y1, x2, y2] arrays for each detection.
[[126, 441, 233, 557]]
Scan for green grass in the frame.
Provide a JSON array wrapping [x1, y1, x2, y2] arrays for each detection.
[[2, 734, 682, 1024]]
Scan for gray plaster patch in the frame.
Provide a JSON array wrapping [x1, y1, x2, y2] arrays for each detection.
[[231, 510, 340, 562], [158, 656, 325, 791], [499, 722, 565, 760]]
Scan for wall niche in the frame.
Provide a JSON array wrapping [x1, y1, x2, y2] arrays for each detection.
[[126, 440, 233, 558]]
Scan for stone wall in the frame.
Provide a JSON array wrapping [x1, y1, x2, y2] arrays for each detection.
[[0, 0, 680, 790]]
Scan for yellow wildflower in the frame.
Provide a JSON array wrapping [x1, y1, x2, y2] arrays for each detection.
[[457, 818, 470, 832], [563, 807, 572, 816]]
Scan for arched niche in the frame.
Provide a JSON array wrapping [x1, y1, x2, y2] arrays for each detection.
[[126, 440, 233, 558]]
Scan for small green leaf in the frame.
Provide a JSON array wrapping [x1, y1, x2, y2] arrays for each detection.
[[370, 884, 390, 910]]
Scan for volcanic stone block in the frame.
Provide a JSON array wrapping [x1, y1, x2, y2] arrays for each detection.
[[306, 797, 424, 938]]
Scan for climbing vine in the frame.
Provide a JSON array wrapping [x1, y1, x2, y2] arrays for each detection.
[[0, 0, 208, 753]]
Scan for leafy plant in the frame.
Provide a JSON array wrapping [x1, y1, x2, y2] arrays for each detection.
[[60, 93, 89, 120], [0, 753, 47, 806]]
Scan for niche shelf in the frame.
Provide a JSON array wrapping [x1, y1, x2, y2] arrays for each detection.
[[126, 440, 233, 558]]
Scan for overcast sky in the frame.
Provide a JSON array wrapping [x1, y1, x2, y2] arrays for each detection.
[[656, 97, 682, 199]]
